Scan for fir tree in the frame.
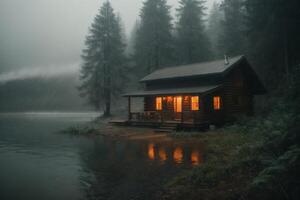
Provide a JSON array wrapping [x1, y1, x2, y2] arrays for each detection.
[[134, 0, 174, 75], [79, 1, 126, 116], [245, 0, 300, 86], [175, 0, 211, 64], [127, 20, 140, 57], [218, 0, 246, 56], [207, 2, 223, 59]]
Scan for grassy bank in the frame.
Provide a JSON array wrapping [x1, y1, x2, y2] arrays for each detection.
[[161, 101, 300, 200]]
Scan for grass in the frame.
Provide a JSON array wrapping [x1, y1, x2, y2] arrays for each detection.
[[61, 124, 100, 135]]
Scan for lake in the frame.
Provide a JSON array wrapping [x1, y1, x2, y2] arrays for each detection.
[[0, 112, 203, 200]]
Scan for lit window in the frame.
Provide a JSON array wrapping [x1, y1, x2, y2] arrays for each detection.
[[173, 96, 182, 112], [191, 96, 199, 111], [156, 97, 162, 110], [213, 96, 221, 110]]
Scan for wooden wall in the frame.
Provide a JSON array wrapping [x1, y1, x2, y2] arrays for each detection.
[[223, 66, 254, 121]]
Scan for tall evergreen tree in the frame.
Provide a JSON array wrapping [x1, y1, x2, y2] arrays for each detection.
[[175, 0, 211, 64], [127, 20, 140, 57], [218, 0, 246, 56], [245, 0, 300, 86], [134, 0, 173, 75], [79, 1, 126, 116], [207, 2, 223, 59]]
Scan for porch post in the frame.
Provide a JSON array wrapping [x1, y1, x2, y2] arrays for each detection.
[[161, 97, 164, 123], [181, 96, 184, 123], [128, 96, 131, 120]]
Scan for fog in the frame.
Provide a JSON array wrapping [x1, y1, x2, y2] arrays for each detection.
[[0, 0, 218, 78], [0, 63, 80, 83]]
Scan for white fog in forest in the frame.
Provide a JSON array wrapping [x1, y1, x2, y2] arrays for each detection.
[[0, 0, 219, 82]]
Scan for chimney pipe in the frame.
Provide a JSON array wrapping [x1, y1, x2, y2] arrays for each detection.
[[224, 55, 229, 65]]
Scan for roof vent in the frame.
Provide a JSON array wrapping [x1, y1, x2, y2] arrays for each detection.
[[224, 55, 229, 65]]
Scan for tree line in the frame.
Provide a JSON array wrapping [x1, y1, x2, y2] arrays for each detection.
[[79, 0, 300, 115]]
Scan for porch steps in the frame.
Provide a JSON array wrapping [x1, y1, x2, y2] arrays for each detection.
[[154, 123, 177, 133]]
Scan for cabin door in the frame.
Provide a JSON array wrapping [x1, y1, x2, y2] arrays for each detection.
[[173, 96, 182, 120]]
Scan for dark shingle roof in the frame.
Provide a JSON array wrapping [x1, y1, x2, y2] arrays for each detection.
[[123, 85, 221, 97], [141, 55, 244, 82]]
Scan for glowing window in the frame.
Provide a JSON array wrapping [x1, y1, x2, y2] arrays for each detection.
[[173, 96, 182, 113], [213, 96, 221, 110], [191, 96, 199, 111], [156, 97, 162, 110]]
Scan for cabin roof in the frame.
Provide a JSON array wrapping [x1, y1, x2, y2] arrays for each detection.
[[123, 85, 221, 97], [140, 55, 244, 82]]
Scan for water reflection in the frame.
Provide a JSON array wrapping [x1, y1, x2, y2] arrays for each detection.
[[191, 150, 201, 165], [173, 147, 183, 164], [148, 143, 155, 160], [146, 142, 203, 166], [158, 147, 167, 161], [79, 138, 204, 199]]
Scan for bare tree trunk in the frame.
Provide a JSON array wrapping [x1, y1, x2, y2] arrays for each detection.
[[103, 3, 111, 118], [104, 71, 111, 117]]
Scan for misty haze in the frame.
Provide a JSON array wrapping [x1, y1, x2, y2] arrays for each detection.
[[0, 0, 299, 200]]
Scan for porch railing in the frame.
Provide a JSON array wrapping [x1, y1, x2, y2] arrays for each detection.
[[129, 111, 201, 123]]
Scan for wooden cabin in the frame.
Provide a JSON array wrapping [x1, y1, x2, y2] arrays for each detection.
[[123, 55, 266, 128]]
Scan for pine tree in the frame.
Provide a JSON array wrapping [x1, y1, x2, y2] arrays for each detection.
[[79, 1, 126, 116], [207, 2, 223, 59], [134, 0, 174, 75], [175, 0, 211, 64], [218, 0, 246, 56], [127, 20, 140, 57], [245, 0, 300, 86]]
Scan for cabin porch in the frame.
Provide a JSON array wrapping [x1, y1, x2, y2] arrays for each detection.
[[126, 110, 209, 130], [122, 93, 223, 129]]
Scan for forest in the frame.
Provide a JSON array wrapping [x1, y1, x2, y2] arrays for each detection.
[[78, 0, 300, 199], [79, 0, 300, 116]]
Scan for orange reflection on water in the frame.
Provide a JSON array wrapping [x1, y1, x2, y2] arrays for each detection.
[[148, 143, 155, 160], [173, 147, 183, 163], [191, 150, 201, 165], [158, 148, 167, 161]]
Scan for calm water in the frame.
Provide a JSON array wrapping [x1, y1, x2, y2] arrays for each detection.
[[0, 112, 203, 200]]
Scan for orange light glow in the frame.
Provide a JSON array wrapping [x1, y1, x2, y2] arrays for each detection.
[[213, 96, 221, 110], [173, 96, 182, 112], [156, 97, 162, 110], [173, 147, 183, 163], [191, 150, 201, 165], [148, 143, 155, 160], [191, 96, 199, 111], [167, 96, 173, 103], [158, 148, 167, 161]]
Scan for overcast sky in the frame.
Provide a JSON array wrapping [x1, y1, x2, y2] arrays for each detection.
[[0, 0, 219, 81]]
